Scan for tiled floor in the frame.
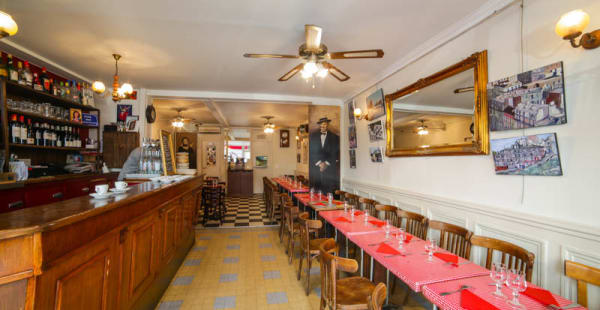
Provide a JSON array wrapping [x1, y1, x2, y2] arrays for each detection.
[[156, 227, 428, 310], [199, 195, 280, 228]]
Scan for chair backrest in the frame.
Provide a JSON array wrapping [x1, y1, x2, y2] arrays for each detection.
[[565, 260, 600, 308], [319, 239, 352, 310], [395, 209, 428, 240], [344, 193, 360, 208], [375, 204, 398, 224], [428, 220, 472, 259], [334, 190, 347, 201], [469, 235, 535, 282], [367, 283, 387, 310], [298, 212, 323, 251], [359, 197, 378, 217]]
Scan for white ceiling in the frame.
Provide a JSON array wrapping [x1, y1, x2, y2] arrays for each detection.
[[153, 98, 218, 124], [2, 0, 490, 99]]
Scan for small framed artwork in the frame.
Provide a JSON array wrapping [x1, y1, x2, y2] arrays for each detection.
[[369, 147, 383, 163], [368, 120, 384, 142], [126, 115, 139, 132], [366, 88, 385, 120], [117, 104, 133, 125], [255, 156, 268, 168], [297, 153, 301, 163], [491, 133, 562, 176], [69, 108, 82, 123], [349, 149, 356, 168], [280, 129, 290, 147]]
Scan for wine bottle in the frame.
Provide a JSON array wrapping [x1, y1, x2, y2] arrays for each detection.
[[17, 61, 25, 85], [27, 119, 34, 144], [23, 61, 33, 87], [19, 116, 27, 144], [10, 114, 20, 144], [7, 54, 18, 81], [33, 72, 43, 91], [34, 122, 42, 146], [41, 67, 51, 92]]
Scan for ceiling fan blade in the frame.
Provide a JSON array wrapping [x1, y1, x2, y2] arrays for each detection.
[[322, 62, 350, 81], [328, 49, 384, 59], [278, 63, 304, 81], [243, 53, 299, 59], [305, 24, 322, 51]]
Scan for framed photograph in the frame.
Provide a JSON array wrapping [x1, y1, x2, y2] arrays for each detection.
[[347, 100, 356, 126], [297, 153, 301, 163], [204, 142, 217, 168], [349, 149, 356, 168], [366, 88, 385, 120], [117, 104, 133, 125], [369, 147, 383, 163], [488, 61, 566, 131], [69, 108, 82, 123], [280, 129, 290, 147], [491, 133, 562, 176], [368, 120, 384, 142], [348, 125, 358, 148], [255, 155, 268, 168], [126, 115, 139, 132]]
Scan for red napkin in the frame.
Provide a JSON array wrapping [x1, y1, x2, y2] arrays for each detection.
[[376, 243, 400, 255], [313, 202, 326, 206], [368, 220, 385, 227], [522, 287, 558, 306], [354, 211, 363, 216], [433, 252, 459, 265], [333, 201, 344, 205], [460, 289, 500, 310], [335, 217, 351, 223]]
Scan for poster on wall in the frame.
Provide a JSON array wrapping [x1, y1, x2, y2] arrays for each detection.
[[349, 149, 356, 169], [302, 139, 308, 164], [308, 105, 340, 194], [347, 100, 358, 149], [369, 147, 383, 163], [347, 100, 356, 126], [491, 133, 562, 176], [176, 132, 197, 169], [204, 142, 217, 168], [368, 120, 384, 142], [366, 88, 385, 120], [488, 61, 566, 131], [117, 104, 132, 125]]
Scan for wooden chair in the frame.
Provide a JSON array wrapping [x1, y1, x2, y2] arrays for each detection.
[[297, 212, 331, 295], [428, 220, 472, 259], [269, 182, 280, 221], [359, 198, 378, 217], [469, 235, 535, 282], [344, 193, 360, 209], [319, 239, 376, 310], [335, 190, 347, 202], [375, 204, 398, 224], [283, 203, 300, 264], [279, 193, 292, 242], [367, 283, 387, 310], [565, 260, 600, 308], [395, 209, 428, 239]]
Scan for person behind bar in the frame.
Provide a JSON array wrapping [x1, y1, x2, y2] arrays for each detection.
[[118, 147, 141, 180], [309, 117, 339, 194]]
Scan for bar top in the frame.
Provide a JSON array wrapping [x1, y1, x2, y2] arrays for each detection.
[[0, 175, 203, 240]]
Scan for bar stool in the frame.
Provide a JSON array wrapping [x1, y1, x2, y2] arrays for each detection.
[[297, 212, 330, 295], [319, 239, 376, 310], [202, 185, 222, 225], [428, 220, 472, 259]]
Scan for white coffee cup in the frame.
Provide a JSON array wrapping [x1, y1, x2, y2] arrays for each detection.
[[95, 184, 109, 194], [114, 181, 128, 190]]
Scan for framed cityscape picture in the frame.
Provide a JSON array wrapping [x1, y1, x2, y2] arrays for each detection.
[[488, 62, 566, 131], [491, 133, 562, 176], [369, 147, 383, 163], [366, 88, 385, 120]]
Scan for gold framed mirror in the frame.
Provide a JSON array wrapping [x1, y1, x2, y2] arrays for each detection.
[[385, 50, 489, 157]]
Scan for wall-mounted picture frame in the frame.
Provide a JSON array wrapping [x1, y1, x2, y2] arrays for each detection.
[[367, 88, 385, 120], [255, 155, 268, 168], [126, 115, 139, 132], [280, 129, 290, 147], [368, 120, 384, 142], [369, 146, 383, 163], [491, 133, 562, 176], [349, 149, 356, 168], [69, 108, 82, 123]]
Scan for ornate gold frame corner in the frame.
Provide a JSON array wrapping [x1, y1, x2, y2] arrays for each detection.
[[384, 50, 489, 157]]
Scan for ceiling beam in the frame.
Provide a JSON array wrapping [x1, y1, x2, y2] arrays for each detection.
[[205, 99, 230, 127]]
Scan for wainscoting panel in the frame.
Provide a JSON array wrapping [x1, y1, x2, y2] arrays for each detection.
[[342, 178, 600, 307]]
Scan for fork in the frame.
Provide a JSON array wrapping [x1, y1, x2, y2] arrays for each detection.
[[440, 285, 470, 296]]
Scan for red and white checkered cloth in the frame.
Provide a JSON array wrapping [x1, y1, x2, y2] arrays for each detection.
[[320, 210, 388, 236]]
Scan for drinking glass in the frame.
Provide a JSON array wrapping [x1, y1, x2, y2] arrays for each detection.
[[396, 228, 405, 249], [490, 263, 507, 298], [318, 190, 322, 200], [425, 237, 437, 262], [384, 219, 391, 239], [327, 193, 333, 205], [364, 209, 369, 223], [350, 206, 355, 222], [343, 201, 348, 213], [506, 269, 527, 309], [310, 188, 315, 200]]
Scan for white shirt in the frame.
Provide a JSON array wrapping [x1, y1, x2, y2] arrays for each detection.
[[316, 132, 330, 167]]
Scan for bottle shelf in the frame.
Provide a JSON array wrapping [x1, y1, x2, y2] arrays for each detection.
[[9, 143, 96, 152], [5, 80, 99, 112], [7, 109, 99, 128]]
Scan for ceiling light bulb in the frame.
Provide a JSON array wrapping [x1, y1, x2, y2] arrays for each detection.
[[303, 62, 318, 75], [120, 82, 133, 95], [417, 128, 429, 135], [0, 11, 18, 38], [353, 108, 362, 117], [317, 67, 328, 78], [92, 81, 105, 94], [301, 69, 312, 79], [556, 9, 590, 38]]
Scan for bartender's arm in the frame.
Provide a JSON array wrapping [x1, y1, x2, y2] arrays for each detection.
[[117, 147, 141, 180]]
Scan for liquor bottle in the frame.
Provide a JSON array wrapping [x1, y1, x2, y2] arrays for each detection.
[[0, 54, 8, 78], [34, 122, 42, 146], [26, 119, 34, 144], [59, 81, 65, 97], [10, 114, 20, 144], [56, 125, 62, 147], [62, 126, 68, 147], [17, 61, 25, 85], [66, 126, 72, 147], [41, 67, 51, 92], [65, 81, 71, 98], [19, 116, 27, 144], [50, 78, 58, 96], [73, 82, 80, 103], [23, 61, 33, 87], [7, 54, 18, 81], [33, 72, 43, 91]]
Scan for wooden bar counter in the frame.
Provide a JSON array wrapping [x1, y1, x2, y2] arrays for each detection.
[[0, 175, 203, 310]]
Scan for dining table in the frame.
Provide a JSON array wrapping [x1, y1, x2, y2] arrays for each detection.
[[271, 177, 309, 196], [293, 193, 345, 219]]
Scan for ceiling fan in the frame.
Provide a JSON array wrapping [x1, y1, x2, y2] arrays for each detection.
[[262, 116, 276, 133], [171, 108, 202, 129], [244, 24, 384, 83]]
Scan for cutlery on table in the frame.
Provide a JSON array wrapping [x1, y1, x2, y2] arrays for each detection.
[[385, 253, 412, 258], [549, 303, 582, 310], [368, 242, 384, 246], [439, 285, 470, 296], [445, 262, 472, 266]]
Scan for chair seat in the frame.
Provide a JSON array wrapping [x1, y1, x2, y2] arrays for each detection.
[[309, 238, 330, 251], [335, 276, 376, 307]]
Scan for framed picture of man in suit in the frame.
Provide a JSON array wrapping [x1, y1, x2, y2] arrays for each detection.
[[308, 106, 340, 195]]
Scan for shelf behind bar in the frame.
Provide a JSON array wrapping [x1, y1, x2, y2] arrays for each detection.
[[7, 109, 99, 128], [5, 80, 100, 112], [9, 143, 96, 152]]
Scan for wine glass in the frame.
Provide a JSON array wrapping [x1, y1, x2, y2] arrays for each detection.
[[490, 262, 507, 298], [425, 237, 437, 262], [384, 219, 391, 240], [364, 209, 369, 223], [310, 188, 314, 200], [396, 228, 405, 249], [318, 190, 322, 200], [327, 193, 333, 205], [343, 201, 348, 213], [350, 206, 355, 222], [506, 269, 527, 309]]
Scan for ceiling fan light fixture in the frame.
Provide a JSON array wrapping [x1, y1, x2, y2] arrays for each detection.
[[316, 65, 328, 78], [120, 82, 133, 95], [92, 81, 106, 94], [417, 128, 429, 135], [0, 11, 18, 38], [303, 61, 318, 75]]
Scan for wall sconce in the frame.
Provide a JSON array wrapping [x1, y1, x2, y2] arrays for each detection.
[[555, 9, 600, 49], [353, 108, 369, 121]]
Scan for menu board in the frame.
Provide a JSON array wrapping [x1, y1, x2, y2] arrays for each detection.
[[160, 130, 176, 176]]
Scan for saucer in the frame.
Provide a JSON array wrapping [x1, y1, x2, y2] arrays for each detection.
[[110, 187, 130, 194], [90, 192, 113, 199]]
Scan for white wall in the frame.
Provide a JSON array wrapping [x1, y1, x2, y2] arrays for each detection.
[[251, 128, 298, 194], [97, 88, 148, 152], [341, 0, 600, 307]]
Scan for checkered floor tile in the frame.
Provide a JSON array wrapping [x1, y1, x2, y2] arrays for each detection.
[[198, 194, 280, 228]]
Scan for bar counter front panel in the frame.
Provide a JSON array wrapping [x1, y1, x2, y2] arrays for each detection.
[[0, 175, 203, 310]]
